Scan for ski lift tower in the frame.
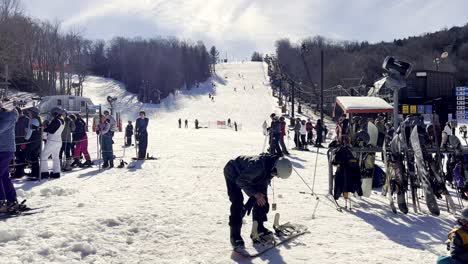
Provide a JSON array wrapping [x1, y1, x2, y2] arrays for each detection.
[[370, 57, 412, 128]]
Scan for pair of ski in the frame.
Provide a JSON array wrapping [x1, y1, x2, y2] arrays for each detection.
[[233, 213, 309, 258], [0, 201, 46, 220]]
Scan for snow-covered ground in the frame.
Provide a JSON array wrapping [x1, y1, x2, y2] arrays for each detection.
[[0, 62, 458, 264]]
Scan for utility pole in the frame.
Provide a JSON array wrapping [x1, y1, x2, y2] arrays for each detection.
[[290, 80, 295, 126], [320, 50, 324, 122]]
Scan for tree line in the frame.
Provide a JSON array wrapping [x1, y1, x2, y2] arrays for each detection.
[[0, 0, 214, 103], [269, 24, 468, 107]]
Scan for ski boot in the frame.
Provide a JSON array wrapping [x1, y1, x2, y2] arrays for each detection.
[[230, 225, 245, 249], [63, 158, 72, 172], [50, 172, 61, 179], [109, 160, 114, 168], [117, 160, 128, 168], [80, 160, 93, 168], [41, 172, 50, 179], [102, 160, 109, 168], [71, 159, 81, 168], [257, 222, 273, 237]]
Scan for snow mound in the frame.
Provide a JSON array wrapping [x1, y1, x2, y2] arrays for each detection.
[[70, 242, 97, 257], [0, 227, 26, 243], [40, 186, 78, 197]]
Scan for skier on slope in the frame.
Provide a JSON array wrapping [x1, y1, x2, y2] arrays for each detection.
[[135, 111, 149, 159], [40, 107, 65, 179], [224, 154, 292, 249], [438, 207, 468, 264]]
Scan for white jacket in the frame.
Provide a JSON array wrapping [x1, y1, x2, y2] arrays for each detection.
[[300, 124, 307, 135], [443, 125, 452, 136]]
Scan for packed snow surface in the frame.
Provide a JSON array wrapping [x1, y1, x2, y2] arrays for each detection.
[[1, 62, 457, 263]]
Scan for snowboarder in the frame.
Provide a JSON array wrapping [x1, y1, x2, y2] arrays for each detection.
[[315, 119, 324, 147], [72, 114, 92, 168], [227, 118, 231, 127], [178, 118, 182, 128], [268, 114, 282, 156], [234, 121, 238, 132], [209, 93, 212, 99], [292, 118, 302, 150], [135, 111, 149, 159], [184, 119, 188, 128], [0, 105, 21, 212], [438, 207, 468, 264], [224, 154, 292, 249], [12, 107, 29, 178], [278, 117, 289, 155], [40, 107, 65, 179], [195, 119, 199, 129], [59, 112, 75, 171], [24, 107, 42, 180], [300, 120, 308, 150], [97, 115, 114, 168], [306, 119, 314, 145], [125, 121, 133, 147]]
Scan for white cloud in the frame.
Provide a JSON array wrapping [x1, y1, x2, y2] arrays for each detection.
[[22, 0, 468, 59]]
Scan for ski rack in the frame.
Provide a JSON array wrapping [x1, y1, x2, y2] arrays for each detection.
[[348, 146, 468, 154]]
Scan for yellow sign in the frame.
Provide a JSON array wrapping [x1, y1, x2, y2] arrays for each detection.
[[410, 105, 417, 114], [402, 105, 409, 114]]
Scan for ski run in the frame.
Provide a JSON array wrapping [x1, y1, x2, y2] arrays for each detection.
[[0, 62, 465, 263]]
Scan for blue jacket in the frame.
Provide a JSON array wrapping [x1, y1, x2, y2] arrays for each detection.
[[136, 117, 149, 135], [0, 110, 18, 152]]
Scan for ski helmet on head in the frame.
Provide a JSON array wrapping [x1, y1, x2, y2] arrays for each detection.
[[50, 107, 63, 116], [274, 157, 292, 179]]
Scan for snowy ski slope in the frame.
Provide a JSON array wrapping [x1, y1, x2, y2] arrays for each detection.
[[0, 62, 456, 264]]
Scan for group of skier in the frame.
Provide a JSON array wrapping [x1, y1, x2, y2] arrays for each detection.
[[264, 113, 327, 156]]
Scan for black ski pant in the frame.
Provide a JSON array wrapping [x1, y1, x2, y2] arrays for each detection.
[[138, 133, 148, 159], [25, 142, 41, 178], [14, 137, 26, 176], [301, 134, 307, 149], [224, 163, 269, 227], [125, 136, 132, 146], [269, 134, 282, 155]]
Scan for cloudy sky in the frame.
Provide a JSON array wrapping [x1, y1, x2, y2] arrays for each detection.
[[22, 0, 468, 59]]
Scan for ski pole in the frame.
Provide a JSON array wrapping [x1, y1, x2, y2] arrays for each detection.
[[311, 146, 320, 193], [294, 167, 318, 198]]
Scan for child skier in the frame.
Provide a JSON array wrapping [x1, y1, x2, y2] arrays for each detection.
[[125, 121, 133, 147], [223, 154, 292, 249], [438, 207, 468, 263]]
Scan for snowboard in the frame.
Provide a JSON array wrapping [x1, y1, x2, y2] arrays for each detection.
[[411, 126, 440, 215], [361, 122, 378, 197], [233, 213, 308, 258]]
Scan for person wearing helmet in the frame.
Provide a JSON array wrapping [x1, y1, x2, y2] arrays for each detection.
[[40, 107, 65, 179], [223, 154, 292, 250], [438, 207, 468, 263], [24, 107, 42, 179]]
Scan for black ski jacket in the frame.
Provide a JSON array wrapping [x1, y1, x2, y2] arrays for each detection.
[[73, 118, 87, 141], [224, 154, 279, 196], [125, 124, 133, 137], [332, 146, 363, 199]]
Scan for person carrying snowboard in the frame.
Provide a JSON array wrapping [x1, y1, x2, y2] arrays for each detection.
[[224, 154, 292, 249], [438, 207, 468, 264], [125, 121, 133, 147], [135, 111, 149, 159]]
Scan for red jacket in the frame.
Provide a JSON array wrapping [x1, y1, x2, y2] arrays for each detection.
[[306, 122, 314, 132], [280, 121, 286, 136]]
